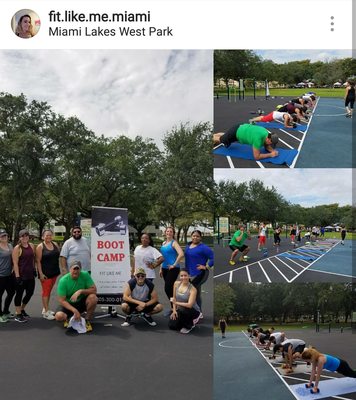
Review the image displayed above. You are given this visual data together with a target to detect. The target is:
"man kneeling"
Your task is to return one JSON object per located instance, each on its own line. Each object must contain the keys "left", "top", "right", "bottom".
{"left": 121, "top": 268, "right": 163, "bottom": 327}
{"left": 55, "top": 260, "right": 98, "bottom": 332}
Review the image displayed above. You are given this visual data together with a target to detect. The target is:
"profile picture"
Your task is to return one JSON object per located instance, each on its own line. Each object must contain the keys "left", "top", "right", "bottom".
{"left": 11, "top": 9, "right": 40, "bottom": 39}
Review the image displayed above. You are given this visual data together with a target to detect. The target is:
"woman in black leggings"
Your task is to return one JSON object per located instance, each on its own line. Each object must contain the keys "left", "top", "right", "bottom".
{"left": 0, "top": 229, "right": 15, "bottom": 322}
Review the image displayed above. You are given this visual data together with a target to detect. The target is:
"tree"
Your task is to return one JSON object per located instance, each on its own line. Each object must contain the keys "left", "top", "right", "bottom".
{"left": 214, "top": 284, "right": 236, "bottom": 321}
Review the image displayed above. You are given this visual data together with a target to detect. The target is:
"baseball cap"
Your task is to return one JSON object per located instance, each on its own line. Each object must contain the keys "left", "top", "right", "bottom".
{"left": 0, "top": 229, "right": 8, "bottom": 237}
{"left": 19, "top": 229, "right": 29, "bottom": 237}
{"left": 69, "top": 260, "right": 82, "bottom": 269}
{"left": 270, "top": 133, "right": 279, "bottom": 147}
{"left": 134, "top": 268, "right": 146, "bottom": 276}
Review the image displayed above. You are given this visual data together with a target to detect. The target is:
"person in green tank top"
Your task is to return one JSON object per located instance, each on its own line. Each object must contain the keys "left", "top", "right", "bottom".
{"left": 213, "top": 123, "right": 279, "bottom": 160}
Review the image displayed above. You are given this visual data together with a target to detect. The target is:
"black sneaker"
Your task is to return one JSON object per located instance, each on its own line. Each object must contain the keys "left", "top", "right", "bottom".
{"left": 121, "top": 316, "right": 131, "bottom": 327}
{"left": 140, "top": 313, "right": 157, "bottom": 326}
{"left": 21, "top": 310, "right": 30, "bottom": 318}
{"left": 15, "top": 314, "right": 28, "bottom": 323}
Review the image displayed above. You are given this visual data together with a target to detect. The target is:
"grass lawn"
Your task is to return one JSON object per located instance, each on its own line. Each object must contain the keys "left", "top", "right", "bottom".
{"left": 215, "top": 88, "right": 344, "bottom": 98}
{"left": 214, "top": 322, "right": 350, "bottom": 332}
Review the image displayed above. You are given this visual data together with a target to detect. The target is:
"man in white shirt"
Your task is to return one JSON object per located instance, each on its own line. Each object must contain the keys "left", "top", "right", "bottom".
{"left": 60, "top": 226, "right": 91, "bottom": 272}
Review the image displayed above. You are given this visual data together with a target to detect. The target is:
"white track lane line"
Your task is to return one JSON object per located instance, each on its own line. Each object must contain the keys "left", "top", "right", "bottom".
{"left": 246, "top": 266, "right": 252, "bottom": 283}
{"left": 266, "top": 258, "right": 290, "bottom": 282}
{"left": 289, "top": 96, "right": 320, "bottom": 168}
{"left": 258, "top": 261, "right": 272, "bottom": 283}
{"left": 277, "top": 136, "right": 294, "bottom": 149}
{"left": 279, "top": 129, "right": 302, "bottom": 141}
{"left": 227, "top": 156, "right": 234, "bottom": 168}
{"left": 276, "top": 257, "right": 304, "bottom": 273}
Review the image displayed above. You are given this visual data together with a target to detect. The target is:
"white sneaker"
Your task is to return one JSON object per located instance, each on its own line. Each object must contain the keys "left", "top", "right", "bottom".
{"left": 43, "top": 311, "right": 55, "bottom": 320}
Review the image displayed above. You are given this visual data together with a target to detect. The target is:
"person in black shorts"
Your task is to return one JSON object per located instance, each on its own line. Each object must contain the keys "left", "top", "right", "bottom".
{"left": 345, "top": 81, "right": 355, "bottom": 118}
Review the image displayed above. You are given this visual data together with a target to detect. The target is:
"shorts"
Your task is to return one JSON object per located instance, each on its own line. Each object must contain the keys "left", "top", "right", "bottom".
{"left": 229, "top": 244, "right": 248, "bottom": 252}
{"left": 220, "top": 124, "right": 240, "bottom": 147}
{"left": 123, "top": 301, "right": 159, "bottom": 315}
{"left": 60, "top": 297, "right": 88, "bottom": 318}
{"left": 260, "top": 112, "right": 274, "bottom": 122}
{"left": 40, "top": 275, "right": 58, "bottom": 297}
{"left": 345, "top": 98, "right": 355, "bottom": 108}
{"left": 258, "top": 236, "right": 266, "bottom": 245}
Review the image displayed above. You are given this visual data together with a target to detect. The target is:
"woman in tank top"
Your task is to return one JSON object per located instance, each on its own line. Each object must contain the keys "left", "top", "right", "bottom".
{"left": 35, "top": 229, "right": 61, "bottom": 320}
{"left": 0, "top": 229, "right": 15, "bottom": 322}
{"left": 301, "top": 347, "right": 356, "bottom": 394}
{"left": 12, "top": 229, "right": 36, "bottom": 323}
{"left": 168, "top": 269, "right": 201, "bottom": 334}
{"left": 159, "top": 227, "right": 184, "bottom": 312}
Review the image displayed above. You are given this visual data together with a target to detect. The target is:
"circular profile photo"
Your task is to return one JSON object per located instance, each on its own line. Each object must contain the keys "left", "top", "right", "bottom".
{"left": 11, "top": 9, "right": 41, "bottom": 39}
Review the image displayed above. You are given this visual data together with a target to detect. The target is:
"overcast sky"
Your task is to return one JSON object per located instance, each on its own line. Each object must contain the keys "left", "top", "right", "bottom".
{"left": 0, "top": 50, "right": 212, "bottom": 146}
{"left": 214, "top": 169, "right": 353, "bottom": 207}
{"left": 255, "top": 50, "right": 352, "bottom": 64}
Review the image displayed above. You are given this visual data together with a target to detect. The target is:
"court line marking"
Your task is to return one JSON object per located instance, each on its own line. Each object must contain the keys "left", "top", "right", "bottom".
{"left": 258, "top": 261, "right": 272, "bottom": 283}
{"left": 289, "top": 240, "right": 341, "bottom": 283}
{"left": 242, "top": 331, "right": 299, "bottom": 399}
{"left": 290, "top": 96, "right": 320, "bottom": 168}
{"left": 279, "top": 129, "right": 302, "bottom": 141}
{"left": 306, "top": 268, "right": 354, "bottom": 279}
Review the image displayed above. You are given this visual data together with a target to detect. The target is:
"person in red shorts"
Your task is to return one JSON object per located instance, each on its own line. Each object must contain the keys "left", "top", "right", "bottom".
{"left": 35, "top": 229, "right": 61, "bottom": 320}
{"left": 249, "top": 110, "right": 297, "bottom": 128}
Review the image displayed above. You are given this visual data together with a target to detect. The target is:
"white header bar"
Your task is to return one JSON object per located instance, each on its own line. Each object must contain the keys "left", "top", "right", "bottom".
{"left": 2, "top": 0, "right": 352, "bottom": 49}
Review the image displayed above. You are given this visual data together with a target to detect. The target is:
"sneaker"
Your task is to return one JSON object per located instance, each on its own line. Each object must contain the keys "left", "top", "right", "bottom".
{"left": 15, "top": 314, "right": 28, "bottom": 323}
{"left": 229, "top": 260, "right": 236, "bottom": 266}
{"left": 21, "top": 310, "right": 30, "bottom": 318}
{"left": 0, "top": 315, "right": 8, "bottom": 323}
{"left": 63, "top": 320, "right": 69, "bottom": 328}
{"left": 193, "top": 314, "right": 201, "bottom": 325}
{"left": 43, "top": 311, "right": 55, "bottom": 320}
{"left": 121, "top": 316, "right": 132, "bottom": 327}
{"left": 140, "top": 313, "right": 157, "bottom": 326}
{"left": 2, "top": 312, "right": 14, "bottom": 319}
{"left": 180, "top": 326, "right": 194, "bottom": 334}
{"left": 85, "top": 320, "right": 93, "bottom": 333}
{"left": 42, "top": 308, "right": 55, "bottom": 315}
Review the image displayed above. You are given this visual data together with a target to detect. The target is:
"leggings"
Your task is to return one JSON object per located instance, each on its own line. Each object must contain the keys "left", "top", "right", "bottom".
{"left": 337, "top": 359, "right": 356, "bottom": 378}
{"left": 0, "top": 275, "right": 16, "bottom": 314}
{"left": 162, "top": 267, "right": 180, "bottom": 301}
{"left": 191, "top": 269, "right": 209, "bottom": 310}
{"left": 168, "top": 307, "right": 200, "bottom": 330}
{"left": 274, "top": 234, "right": 280, "bottom": 244}
{"left": 14, "top": 279, "right": 35, "bottom": 307}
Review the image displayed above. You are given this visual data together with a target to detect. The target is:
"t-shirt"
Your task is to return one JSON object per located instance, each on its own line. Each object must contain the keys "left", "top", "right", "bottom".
{"left": 57, "top": 271, "right": 95, "bottom": 304}
{"left": 236, "top": 124, "right": 268, "bottom": 149}
{"left": 282, "top": 339, "right": 305, "bottom": 352}
{"left": 127, "top": 278, "right": 154, "bottom": 302}
{"left": 229, "top": 230, "right": 248, "bottom": 247}
{"left": 60, "top": 237, "right": 91, "bottom": 272}
{"left": 134, "top": 245, "right": 162, "bottom": 279}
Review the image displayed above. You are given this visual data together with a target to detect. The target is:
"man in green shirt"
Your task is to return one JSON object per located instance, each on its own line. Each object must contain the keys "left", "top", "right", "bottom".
{"left": 229, "top": 223, "right": 251, "bottom": 265}
{"left": 55, "top": 260, "right": 98, "bottom": 332}
{"left": 213, "top": 123, "right": 279, "bottom": 160}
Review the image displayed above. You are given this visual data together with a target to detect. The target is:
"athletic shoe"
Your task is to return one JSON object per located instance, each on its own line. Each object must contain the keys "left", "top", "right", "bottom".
{"left": 0, "top": 315, "right": 8, "bottom": 323}
{"left": 2, "top": 312, "right": 14, "bottom": 319}
{"left": 121, "top": 316, "right": 132, "bottom": 327}
{"left": 43, "top": 311, "right": 55, "bottom": 320}
{"left": 85, "top": 320, "right": 93, "bottom": 332}
{"left": 180, "top": 326, "right": 195, "bottom": 334}
{"left": 21, "top": 310, "right": 30, "bottom": 318}
{"left": 229, "top": 260, "right": 236, "bottom": 266}
{"left": 63, "top": 320, "right": 69, "bottom": 328}
{"left": 15, "top": 314, "right": 28, "bottom": 323}
{"left": 42, "top": 308, "right": 55, "bottom": 315}
{"left": 248, "top": 119, "right": 255, "bottom": 125}
{"left": 141, "top": 314, "right": 157, "bottom": 326}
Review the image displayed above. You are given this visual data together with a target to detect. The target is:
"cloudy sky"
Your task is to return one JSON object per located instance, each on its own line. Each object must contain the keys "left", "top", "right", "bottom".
{"left": 255, "top": 50, "right": 352, "bottom": 64}
{"left": 214, "top": 169, "right": 353, "bottom": 207}
{"left": 0, "top": 50, "right": 212, "bottom": 146}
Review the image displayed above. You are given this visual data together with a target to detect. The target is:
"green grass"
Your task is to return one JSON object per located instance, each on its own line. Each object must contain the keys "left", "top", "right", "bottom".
{"left": 214, "top": 322, "right": 350, "bottom": 332}
{"left": 215, "top": 88, "right": 344, "bottom": 98}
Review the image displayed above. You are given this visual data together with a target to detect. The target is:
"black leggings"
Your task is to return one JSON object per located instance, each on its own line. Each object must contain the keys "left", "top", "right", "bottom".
{"left": 345, "top": 98, "right": 355, "bottom": 108}
{"left": 14, "top": 279, "right": 35, "bottom": 307}
{"left": 274, "top": 234, "right": 280, "bottom": 244}
{"left": 162, "top": 267, "right": 180, "bottom": 301}
{"left": 0, "top": 275, "right": 16, "bottom": 314}
{"left": 168, "top": 307, "right": 200, "bottom": 330}
{"left": 191, "top": 269, "right": 209, "bottom": 310}
{"left": 337, "top": 359, "right": 356, "bottom": 378}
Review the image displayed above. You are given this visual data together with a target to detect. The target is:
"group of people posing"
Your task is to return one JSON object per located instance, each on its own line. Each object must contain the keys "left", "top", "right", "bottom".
{"left": 0, "top": 226, "right": 214, "bottom": 334}
{"left": 213, "top": 93, "right": 316, "bottom": 160}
